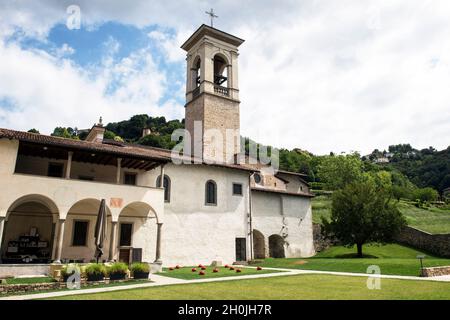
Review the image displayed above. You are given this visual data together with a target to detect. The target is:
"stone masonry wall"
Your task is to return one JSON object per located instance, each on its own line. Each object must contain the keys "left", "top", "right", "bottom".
{"left": 395, "top": 226, "right": 450, "bottom": 258}
{"left": 312, "top": 223, "right": 339, "bottom": 253}
{"left": 422, "top": 266, "right": 450, "bottom": 277}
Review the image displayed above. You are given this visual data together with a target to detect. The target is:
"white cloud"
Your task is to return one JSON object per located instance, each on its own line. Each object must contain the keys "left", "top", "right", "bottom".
{"left": 0, "top": 39, "right": 182, "bottom": 134}
{"left": 0, "top": 0, "right": 450, "bottom": 154}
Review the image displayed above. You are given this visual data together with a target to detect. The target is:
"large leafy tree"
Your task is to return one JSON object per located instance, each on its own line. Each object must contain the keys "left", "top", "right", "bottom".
{"left": 317, "top": 153, "right": 363, "bottom": 190}
{"left": 323, "top": 181, "right": 406, "bottom": 257}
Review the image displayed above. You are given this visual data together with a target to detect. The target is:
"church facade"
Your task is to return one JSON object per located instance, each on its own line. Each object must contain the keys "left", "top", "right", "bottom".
{"left": 0, "top": 25, "right": 314, "bottom": 270}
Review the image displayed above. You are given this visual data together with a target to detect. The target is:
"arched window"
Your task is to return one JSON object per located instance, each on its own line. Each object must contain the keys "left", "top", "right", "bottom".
{"left": 213, "top": 54, "right": 228, "bottom": 87}
{"left": 205, "top": 180, "right": 217, "bottom": 205}
{"left": 192, "top": 57, "right": 201, "bottom": 89}
{"left": 156, "top": 175, "right": 171, "bottom": 202}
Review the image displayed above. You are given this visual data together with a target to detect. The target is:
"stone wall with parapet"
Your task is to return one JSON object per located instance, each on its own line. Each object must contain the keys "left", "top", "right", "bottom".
{"left": 312, "top": 223, "right": 339, "bottom": 253}
{"left": 395, "top": 226, "right": 450, "bottom": 258}
{"left": 422, "top": 266, "right": 450, "bottom": 277}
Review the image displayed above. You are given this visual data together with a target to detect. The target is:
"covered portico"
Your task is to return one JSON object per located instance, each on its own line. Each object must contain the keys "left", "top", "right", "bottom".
{"left": 1, "top": 192, "right": 165, "bottom": 266}
{"left": 0, "top": 130, "right": 169, "bottom": 267}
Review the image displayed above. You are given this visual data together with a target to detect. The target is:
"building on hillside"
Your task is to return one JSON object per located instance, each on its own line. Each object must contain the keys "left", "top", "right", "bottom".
{"left": 0, "top": 25, "right": 314, "bottom": 273}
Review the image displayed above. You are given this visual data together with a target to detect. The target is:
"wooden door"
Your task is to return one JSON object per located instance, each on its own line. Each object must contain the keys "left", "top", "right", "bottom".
{"left": 235, "top": 238, "right": 247, "bottom": 261}
{"left": 119, "top": 249, "right": 130, "bottom": 264}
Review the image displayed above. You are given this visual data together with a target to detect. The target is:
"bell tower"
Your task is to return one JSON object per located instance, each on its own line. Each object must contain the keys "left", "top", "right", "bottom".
{"left": 181, "top": 24, "right": 245, "bottom": 163}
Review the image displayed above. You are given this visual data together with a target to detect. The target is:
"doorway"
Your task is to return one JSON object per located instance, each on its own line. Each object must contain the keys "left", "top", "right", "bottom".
{"left": 235, "top": 238, "right": 247, "bottom": 261}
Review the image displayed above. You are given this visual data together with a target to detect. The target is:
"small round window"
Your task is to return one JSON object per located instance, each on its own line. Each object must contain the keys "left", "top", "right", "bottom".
{"left": 254, "top": 173, "right": 262, "bottom": 184}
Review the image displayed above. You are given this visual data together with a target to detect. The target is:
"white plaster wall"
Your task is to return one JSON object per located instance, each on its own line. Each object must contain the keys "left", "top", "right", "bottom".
{"left": 147, "top": 163, "right": 250, "bottom": 266}
{"left": 278, "top": 173, "right": 310, "bottom": 194}
{"left": 251, "top": 191, "right": 315, "bottom": 258}
{"left": 118, "top": 215, "right": 158, "bottom": 263}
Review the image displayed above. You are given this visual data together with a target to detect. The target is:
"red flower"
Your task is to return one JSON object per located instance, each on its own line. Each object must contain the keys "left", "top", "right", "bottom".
{"left": 236, "top": 269, "right": 242, "bottom": 273}
{"left": 169, "top": 267, "right": 174, "bottom": 271}
{"left": 224, "top": 264, "right": 229, "bottom": 268}
{"left": 201, "top": 266, "right": 206, "bottom": 270}
{"left": 213, "top": 268, "right": 219, "bottom": 273}
{"left": 199, "top": 271, "right": 205, "bottom": 275}
{"left": 175, "top": 265, "right": 181, "bottom": 269}
{"left": 256, "top": 266, "right": 262, "bottom": 271}
{"left": 198, "top": 264, "right": 203, "bottom": 268}
{"left": 191, "top": 268, "right": 197, "bottom": 272}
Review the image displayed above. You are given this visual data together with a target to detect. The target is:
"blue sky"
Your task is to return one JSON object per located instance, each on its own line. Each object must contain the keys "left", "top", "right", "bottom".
{"left": 0, "top": 1, "right": 450, "bottom": 155}
{"left": 6, "top": 21, "right": 185, "bottom": 108}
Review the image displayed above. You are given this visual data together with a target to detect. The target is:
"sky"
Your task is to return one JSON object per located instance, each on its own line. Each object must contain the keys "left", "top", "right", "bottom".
{"left": 0, "top": 0, "right": 449, "bottom": 155}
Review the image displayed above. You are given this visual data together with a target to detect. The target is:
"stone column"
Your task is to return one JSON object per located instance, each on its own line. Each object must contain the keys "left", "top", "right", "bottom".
{"left": 116, "top": 158, "right": 122, "bottom": 184}
{"left": 108, "top": 221, "right": 118, "bottom": 262}
{"left": 154, "top": 222, "right": 163, "bottom": 263}
{"left": 54, "top": 219, "right": 66, "bottom": 264}
{"left": 65, "top": 151, "right": 73, "bottom": 179}
{"left": 0, "top": 217, "right": 5, "bottom": 263}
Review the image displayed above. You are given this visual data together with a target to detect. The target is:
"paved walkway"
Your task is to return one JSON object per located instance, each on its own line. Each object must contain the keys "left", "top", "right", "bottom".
{"left": 1, "top": 267, "right": 449, "bottom": 300}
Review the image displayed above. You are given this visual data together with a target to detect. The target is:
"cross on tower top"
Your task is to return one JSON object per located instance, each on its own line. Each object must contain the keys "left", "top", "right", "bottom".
{"left": 205, "top": 8, "right": 218, "bottom": 27}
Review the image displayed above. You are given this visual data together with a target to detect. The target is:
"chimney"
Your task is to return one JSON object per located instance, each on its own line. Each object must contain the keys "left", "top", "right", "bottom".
{"left": 86, "top": 117, "right": 105, "bottom": 143}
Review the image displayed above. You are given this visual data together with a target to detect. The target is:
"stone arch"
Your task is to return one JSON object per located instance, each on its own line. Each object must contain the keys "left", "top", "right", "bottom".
{"left": 253, "top": 229, "right": 266, "bottom": 259}
{"left": 1, "top": 194, "right": 59, "bottom": 263}
{"left": 62, "top": 198, "right": 113, "bottom": 263}
{"left": 269, "top": 234, "right": 285, "bottom": 258}
{"left": 120, "top": 201, "right": 158, "bottom": 222}
{"left": 67, "top": 198, "right": 112, "bottom": 218}
{"left": 5, "top": 194, "right": 59, "bottom": 221}
{"left": 118, "top": 201, "right": 159, "bottom": 263}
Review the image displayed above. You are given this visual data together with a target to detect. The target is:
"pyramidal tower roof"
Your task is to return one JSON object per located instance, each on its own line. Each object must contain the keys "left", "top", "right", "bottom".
{"left": 181, "top": 24, "right": 245, "bottom": 51}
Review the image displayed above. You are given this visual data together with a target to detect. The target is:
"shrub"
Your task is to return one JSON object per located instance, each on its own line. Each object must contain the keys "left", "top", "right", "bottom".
{"left": 414, "top": 187, "right": 439, "bottom": 203}
{"left": 131, "top": 262, "right": 150, "bottom": 274}
{"left": 107, "top": 262, "right": 129, "bottom": 275}
{"left": 61, "top": 264, "right": 80, "bottom": 277}
{"left": 85, "top": 263, "right": 107, "bottom": 277}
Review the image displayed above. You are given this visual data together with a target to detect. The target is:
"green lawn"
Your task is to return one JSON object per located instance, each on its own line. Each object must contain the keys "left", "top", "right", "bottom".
{"left": 397, "top": 201, "right": 450, "bottom": 234}
{"left": 311, "top": 195, "right": 332, "bottom": 224}
{"left": 4, "top": 277, "right": 56, "bottom": 285}
{"left": 258, "top": 244, "right": 450, "bottom": 276}
{"left": 312, "top": 196, "right": 450, "bottom": 234}
{"left": 158, "top": 266, "right": 280, "bottom": 280}
{"left": 48, "top": 274, "right": 450, "bottom": 300}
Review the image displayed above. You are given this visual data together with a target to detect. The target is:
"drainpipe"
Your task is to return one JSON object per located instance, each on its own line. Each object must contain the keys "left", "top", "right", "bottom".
{"left": 248, "top": 174, "right": 254, "bottom": 261}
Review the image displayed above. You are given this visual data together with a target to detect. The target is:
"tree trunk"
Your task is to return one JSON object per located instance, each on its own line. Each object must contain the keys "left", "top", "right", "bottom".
{"left": 356, "top": 243, "right": 363, "bottom": 258}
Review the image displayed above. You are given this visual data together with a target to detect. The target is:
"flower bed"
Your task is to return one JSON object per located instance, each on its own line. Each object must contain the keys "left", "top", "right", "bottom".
{"left": 0, "top": 278, "right": 145, "bottom": 295}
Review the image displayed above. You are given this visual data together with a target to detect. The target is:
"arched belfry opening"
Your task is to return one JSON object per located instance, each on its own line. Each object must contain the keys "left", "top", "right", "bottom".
{"left": 192, "top": 56, "right": 201, "bottom": 89}
{"left": 213, "top": 54, "right": 228, "bottom": 87}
